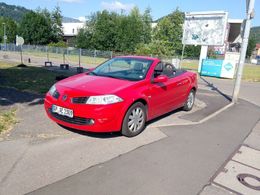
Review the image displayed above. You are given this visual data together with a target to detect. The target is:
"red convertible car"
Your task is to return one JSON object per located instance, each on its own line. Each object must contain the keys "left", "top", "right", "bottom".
{"left": 44, "top": 56, "right": 197, "bottom": 137}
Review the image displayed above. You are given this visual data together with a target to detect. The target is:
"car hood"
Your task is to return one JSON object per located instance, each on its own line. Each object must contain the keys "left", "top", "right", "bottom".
{"left": 57, "top": 74, "right": 135, "bottom": 95}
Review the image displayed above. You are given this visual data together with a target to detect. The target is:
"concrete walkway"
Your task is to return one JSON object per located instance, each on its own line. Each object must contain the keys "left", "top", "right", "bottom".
{"left": 201, "top": 121, "right": 260, "bottom": 195}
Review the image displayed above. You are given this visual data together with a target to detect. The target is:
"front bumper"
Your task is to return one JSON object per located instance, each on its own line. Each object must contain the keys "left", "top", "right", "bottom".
{"left": 44, "top": 94, "right": 126, "bottom": 133}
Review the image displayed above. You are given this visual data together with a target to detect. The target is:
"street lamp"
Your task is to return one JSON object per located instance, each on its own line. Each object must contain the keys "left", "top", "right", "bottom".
{"left": 2, "top": 22, "right": 6, "bottom": 51}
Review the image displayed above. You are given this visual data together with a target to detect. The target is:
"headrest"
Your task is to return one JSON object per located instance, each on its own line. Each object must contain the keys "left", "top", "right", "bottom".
{"left": 133, "top": 63, "right": 143, "bottom": 71}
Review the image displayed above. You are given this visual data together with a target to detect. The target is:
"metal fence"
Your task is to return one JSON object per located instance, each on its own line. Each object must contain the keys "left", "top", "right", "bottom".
{"left": 0, "top": 43, "right": 114, "bottom": 69}
{"left": 0, "top": 43, "right": 195, "bottom": 70}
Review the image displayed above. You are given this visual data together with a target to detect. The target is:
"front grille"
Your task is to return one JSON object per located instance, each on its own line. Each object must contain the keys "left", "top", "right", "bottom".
{"left": 72, "top": 97, "right": 89, "bottom": 104}
{"left": 52, "top": 90, "right": 60, "bottom": 99}
{"left": 49, "top": 109, "right": 93, "bottom": 125}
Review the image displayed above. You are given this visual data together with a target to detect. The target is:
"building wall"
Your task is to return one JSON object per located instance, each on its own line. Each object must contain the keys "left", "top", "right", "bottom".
{"left": 62, "top": 22, "right": 85, "bottom": 37}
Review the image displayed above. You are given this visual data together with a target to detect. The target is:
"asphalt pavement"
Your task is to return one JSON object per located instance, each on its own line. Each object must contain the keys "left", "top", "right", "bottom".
{"left": 28, "top": 100, "right": 260, "bottom": 195}
{"left": 0, "top": 85, "right": 228, "bottom": 195}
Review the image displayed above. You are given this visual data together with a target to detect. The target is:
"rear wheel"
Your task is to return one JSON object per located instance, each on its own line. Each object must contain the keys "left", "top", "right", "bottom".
{"left": 122, "top": 102, "right": 146, "bottom": 137}
{"left": 183, "top": 89, "right": 195, "bottom": 111}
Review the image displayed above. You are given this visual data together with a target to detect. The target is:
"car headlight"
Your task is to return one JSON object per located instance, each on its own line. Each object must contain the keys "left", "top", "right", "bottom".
{"left": 49, "top": 85, "right": 56, "bottom": 96}
{"left": 86, "top": 95, "right": 123, "bottom": 105}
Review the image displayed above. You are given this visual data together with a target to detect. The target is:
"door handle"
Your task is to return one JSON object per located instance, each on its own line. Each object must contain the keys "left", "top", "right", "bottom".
{"left": 177, "top": 82, "right": 182, "bottom": 86}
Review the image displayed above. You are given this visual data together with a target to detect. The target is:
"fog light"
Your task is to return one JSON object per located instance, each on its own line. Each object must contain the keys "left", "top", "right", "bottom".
{"left": 89, "top": 119, "right": 95, "bottom": 125}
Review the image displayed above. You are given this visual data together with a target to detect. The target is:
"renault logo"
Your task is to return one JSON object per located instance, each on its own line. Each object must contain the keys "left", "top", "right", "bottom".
{"left": 62, "top": 95, "right": 68, "bottom": 101}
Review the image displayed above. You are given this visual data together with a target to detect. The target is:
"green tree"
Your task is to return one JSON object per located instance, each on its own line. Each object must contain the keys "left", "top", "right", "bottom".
{"left": 75, "top": 14, "right": 97, "bottom": 49}
{"left": 92, "top": 10, "right": 119, "bottom": 50}
{"left": 0, "top": 17, "right": 18, "bottom": 43}
{"left": 76, "top": 8, "right": 150, "bottom": 53}
{"left": 184, "top": 45, "right": 201, "bottom": 58}
{"left": 19, "top": 11, "right": 53, "bottom": 45}
{"left": 141, "top": 8, "right": 152, "bottom": 44}
{"left": 152, "top": 8, "right": 184, "bottom": 56}
{"left": 51, "top": 6, "right": 63, "bottom": 42}
{"left": 116, "top": 7, "right": 144, "bottom": 52}
{"left": 246, "top": 37, "right": 256, "bottom": 58}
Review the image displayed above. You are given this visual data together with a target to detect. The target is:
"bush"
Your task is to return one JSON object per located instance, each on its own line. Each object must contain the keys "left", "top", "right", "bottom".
{"left": 48, "top": 41, "right": 67, "bottom": 48}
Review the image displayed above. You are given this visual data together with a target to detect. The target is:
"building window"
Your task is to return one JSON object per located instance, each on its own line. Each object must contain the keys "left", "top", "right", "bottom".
{"left": 72, "top": 28, "right": 75, "bottom": 34}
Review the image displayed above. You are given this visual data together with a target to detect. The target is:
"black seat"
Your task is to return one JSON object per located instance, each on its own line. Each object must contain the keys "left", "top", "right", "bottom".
{"left": 133, "top": 63, "right": 143, "bottom": 72}
{"left": 134, "top": 62, "right": 144, "bottom": 72}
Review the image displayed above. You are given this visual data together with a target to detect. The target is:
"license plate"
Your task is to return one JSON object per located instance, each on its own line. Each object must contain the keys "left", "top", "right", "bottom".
{"left": 52, "top": 105, "right": 73, "bottom": 118}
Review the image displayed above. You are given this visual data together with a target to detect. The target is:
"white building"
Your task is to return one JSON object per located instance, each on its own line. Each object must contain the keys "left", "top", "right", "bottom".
{"left": 62, "top": 22, "right": 85, "bottom": 44}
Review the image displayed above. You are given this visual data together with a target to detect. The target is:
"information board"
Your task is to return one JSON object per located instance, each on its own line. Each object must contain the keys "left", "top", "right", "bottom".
{"left": 182, "top": 11, "right": 228, "bottom": 46}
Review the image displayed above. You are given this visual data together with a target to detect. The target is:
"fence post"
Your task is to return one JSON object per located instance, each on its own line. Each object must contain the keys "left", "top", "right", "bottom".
{"left": 94, "top": 49, "right": 97, "bottom": 64}
{"left": 46, "top": 46, "right": 50, "bottom": 62}
{"left": 79, "top": 48, "right": 81, "bottom": 67}
{"left": 110, "top": 51, "right": 113, "bottom": 58}
{"left": 20, "top": 45, "right": 23, "bottom": 64}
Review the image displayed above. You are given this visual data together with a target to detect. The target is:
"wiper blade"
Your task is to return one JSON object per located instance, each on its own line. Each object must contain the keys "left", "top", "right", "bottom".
{"left": 89, "top": 72, "right": 98, "bottom": 76}
{"left": 100, "top": 75, "right": 128, "bottom": 80}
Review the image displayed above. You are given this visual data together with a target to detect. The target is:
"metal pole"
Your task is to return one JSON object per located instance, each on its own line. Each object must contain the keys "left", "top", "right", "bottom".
{"left": 232, "top": 0, "right": 255, "bottom": 103}
{"left": 79, "top": 48, "right": 81, "bottom": 67}
{"left": 3, "top": 23, "right": 6, "bottom": 51}
{"left": 20, "top": 45, "right": 23, "bottom": 64}
{"left": 180, "top": 44, "right": 186, "bottom": 69}
{"left": 46, "top": 46, "right": 49, "bottom": 61}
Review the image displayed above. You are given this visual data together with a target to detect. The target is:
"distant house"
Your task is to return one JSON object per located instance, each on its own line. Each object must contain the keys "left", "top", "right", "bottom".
{"left": 256, "top": 44, "right": 260, "bottom": 58}
{"left": 62, "top": 22, "right": 85, "bottom": 44}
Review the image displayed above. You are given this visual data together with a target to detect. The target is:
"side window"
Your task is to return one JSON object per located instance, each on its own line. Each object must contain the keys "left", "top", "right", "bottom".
{"left": 163, "top": 64, "right": 176, "bottom": 78}
{"left": 153, "top": 62, "right": 164, "bottom": 78}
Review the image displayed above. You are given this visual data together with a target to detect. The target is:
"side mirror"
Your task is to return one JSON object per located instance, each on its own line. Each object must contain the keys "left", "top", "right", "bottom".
{"left": 153, "top": 75, "right": 168, "bottom": 83}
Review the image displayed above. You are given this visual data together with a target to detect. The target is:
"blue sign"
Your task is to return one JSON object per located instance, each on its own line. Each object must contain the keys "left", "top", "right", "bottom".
{"left": 200, "top": 59, "right": 236, "bottom": 79}
{"left": 200, "top": 59, "right": 223, "bottom": 77}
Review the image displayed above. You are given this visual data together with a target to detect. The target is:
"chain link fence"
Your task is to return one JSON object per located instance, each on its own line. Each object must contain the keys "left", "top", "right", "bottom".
{"left": 0, "top": 44, "right": 113, "bottom": 69}
{"left": 0, "top": 43, "right": 199, "bottom": 72}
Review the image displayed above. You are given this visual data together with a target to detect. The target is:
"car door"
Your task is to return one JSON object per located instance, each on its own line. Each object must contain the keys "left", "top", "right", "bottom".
{"left": 172, "top": 70, "right": 190, "bottom": 104}
{"left": 147, "top": 63, "right": 182, "bottom": 119}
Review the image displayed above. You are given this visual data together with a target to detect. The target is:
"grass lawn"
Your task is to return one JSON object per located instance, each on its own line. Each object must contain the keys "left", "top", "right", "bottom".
{"left": 22, "top": 51, "right": 108, "bottom": 66}
{"left": 243, "top": 65, "right": 260, "bottom": 82}
{"left": 0, "top": 109, "right": 17, "bottom": 134}
{"left": 0, "top": 61, "right": 73, "bottom": 94}
{"left": 181, "top": 60, "right": 260, "bottom": 82}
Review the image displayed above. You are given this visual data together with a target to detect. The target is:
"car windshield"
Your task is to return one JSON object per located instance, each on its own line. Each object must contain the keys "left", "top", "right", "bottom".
{"left": 91, "top": 57, "right": 154, "bottom": 81}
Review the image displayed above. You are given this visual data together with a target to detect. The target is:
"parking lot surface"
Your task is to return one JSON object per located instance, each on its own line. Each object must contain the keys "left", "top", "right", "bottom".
{"left": 0, "top": 86, "right": 229, "bottom": 195}
{"left": 28, "top": 100, "right": 260, "bottom": 195}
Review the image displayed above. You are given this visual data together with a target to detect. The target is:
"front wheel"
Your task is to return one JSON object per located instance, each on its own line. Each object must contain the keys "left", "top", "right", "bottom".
{"left": 121, "top": 102, "right": 146, "bottom": 137}
{"left": 183, "top": 89, "right": 195, "bottom": 111}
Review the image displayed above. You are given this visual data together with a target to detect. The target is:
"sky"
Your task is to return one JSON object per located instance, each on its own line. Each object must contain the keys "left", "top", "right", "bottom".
{"left": 1, "top": 0, "right": 260, "bottom": 26}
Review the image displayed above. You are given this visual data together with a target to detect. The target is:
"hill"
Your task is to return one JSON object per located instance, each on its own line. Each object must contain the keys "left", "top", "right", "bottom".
{"left": 0, "top": 2, "right": 30, "bottom": 22}
{"left": 250, "top": 26, "right": 260, "bottom": 43}
{"left": 0, "top": 2, "right": 80, "bottom": 23}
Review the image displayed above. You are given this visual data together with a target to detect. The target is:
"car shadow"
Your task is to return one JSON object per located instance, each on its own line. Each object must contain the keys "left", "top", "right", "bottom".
{"left": 146, "top": 108, "right": 182, "bottom": 125}
{"left": 0, "top": 64, "right": 79, "bottom": 107}
{"left": 58, "top": 124, "right": 122, "bottom": 139}
{"left": 0, "top": 87, "right": 44, "bottom": 107}
{"left": 200, "top": 76, "right": 232, "bottom": 101}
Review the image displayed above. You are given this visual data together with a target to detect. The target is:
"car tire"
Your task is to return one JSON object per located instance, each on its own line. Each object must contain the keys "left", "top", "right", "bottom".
{"left": 183, "top": 89, "right": 195, "bottom": 111}
{"left": 122, "top": 102, "right": 147, "bottom": 137}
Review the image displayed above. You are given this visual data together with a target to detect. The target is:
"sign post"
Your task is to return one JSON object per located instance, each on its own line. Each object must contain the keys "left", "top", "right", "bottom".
{"left": 232, "top": 0, "right": 255, "bottom": 103}
{"left": 16, "top": 35, "right": 24, "bottom": 64}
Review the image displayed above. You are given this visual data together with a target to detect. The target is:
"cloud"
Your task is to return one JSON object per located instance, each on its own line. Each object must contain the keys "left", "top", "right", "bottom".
{"left": 77, "top": 16, "right": 87, "bottom": 22}
{"left": 101, "top": 1, "right": 135, "bottom": 12}
{"left": 59, "top": 0, "right": 82, "bottom": 3}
